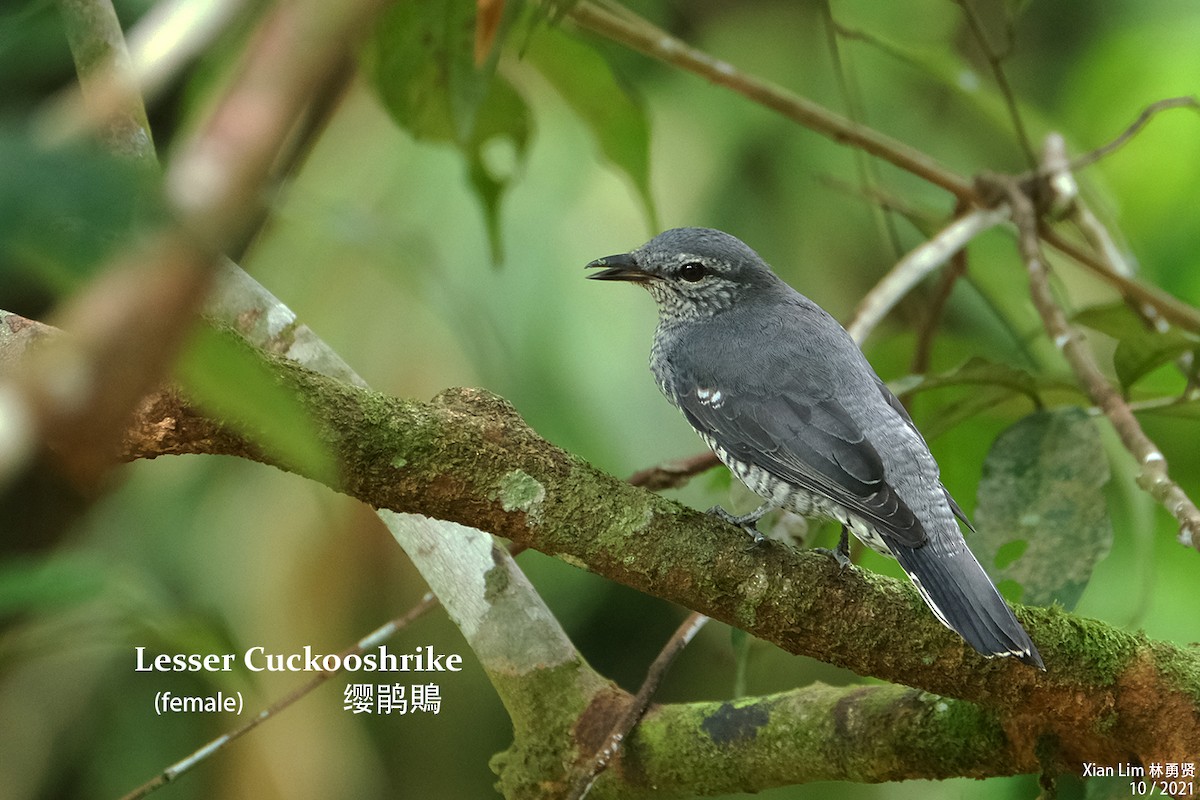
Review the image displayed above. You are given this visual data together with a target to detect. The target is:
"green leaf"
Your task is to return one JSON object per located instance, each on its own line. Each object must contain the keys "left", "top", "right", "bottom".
{"left": 524, "top": 25, "right": 658, "bottom": 229}
{"left": 972, "top": 407, "right": 1112, "bottom": 610}
{"left": 1113, "top": 334, "right": 1196, "bottom": 390}
{"left": 890, "top": 356, "right": 1076, "bottom": 403}
{"left": 1074, "top": 302, "right": 1200, "bottom": 390}
{"left": 915, "top": 384, "right": 1015, "bottom": 441}
{"left": 175, "top": 325, "right": 333, "bottom": 482}
{"left": 1072, "top": 301, "right": 1140, "bottom": 339}
{"left": 364, "top": 1, "right": 529, "bottom": 261}
{"left": 465, "top": 76, "right": 531, "bottom": 261}
{"left": 889, "top": 357, "right": 1084, "bottom": 439}
{"left": 1138, "top": 399, "right": 1200, "bottom": 419}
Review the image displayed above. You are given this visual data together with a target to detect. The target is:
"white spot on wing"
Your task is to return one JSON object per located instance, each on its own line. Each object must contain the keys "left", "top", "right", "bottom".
{"left": 696, "top": 386, "right": 725, "bottom": 408}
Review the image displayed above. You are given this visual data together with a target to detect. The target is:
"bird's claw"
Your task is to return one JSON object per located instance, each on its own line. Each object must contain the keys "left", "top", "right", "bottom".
{"left": 706, "top": 505, "right": 769, "bottom": 550}
{"left": 815, "top": 545, "right": 853, "bottom": 571}
{"left": 818, "top": 525, "right": 853, "bottom": 571}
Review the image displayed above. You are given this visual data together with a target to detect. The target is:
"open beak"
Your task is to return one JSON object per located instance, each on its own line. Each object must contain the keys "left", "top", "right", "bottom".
{"left": 585, "top": 252, "right": 650, "bottom": 283}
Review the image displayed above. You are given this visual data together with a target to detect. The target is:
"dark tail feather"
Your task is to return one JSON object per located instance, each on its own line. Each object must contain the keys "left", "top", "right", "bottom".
{"left": 892, "top": 542, "right": 1044, "bottom": 670}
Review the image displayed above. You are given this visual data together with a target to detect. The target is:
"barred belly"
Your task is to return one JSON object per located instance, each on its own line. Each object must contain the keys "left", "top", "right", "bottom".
{"left": 699, "top": 432, "right": 894, "bottom": 557}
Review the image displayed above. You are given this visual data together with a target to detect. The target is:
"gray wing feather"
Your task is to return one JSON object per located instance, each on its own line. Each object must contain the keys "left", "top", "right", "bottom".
{"left": 675, "top": 380, "right": 927, "bottom": 548}
{"left": 875, "top": 376, "right": 976, "bottom": 533}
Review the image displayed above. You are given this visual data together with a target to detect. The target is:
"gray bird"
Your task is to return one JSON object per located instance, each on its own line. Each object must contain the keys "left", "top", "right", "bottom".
{"left": 587, "top": 227, "right": 1043, "bottom": 669}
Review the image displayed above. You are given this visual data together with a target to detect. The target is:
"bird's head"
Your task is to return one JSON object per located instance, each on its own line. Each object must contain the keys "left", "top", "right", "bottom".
{"left": 586, "top": 227, "right": 783, "bottom": 320}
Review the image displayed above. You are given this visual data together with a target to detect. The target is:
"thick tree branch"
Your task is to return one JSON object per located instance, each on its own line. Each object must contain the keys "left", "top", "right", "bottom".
{"left": 595, "top": 683, "right": 1027, "bottom": 797}
{"left": 5, "top": 311, "right": 1198, "bottom": 788}
{"left": 110, "top": 348, "right": 1200, "bottom": 762}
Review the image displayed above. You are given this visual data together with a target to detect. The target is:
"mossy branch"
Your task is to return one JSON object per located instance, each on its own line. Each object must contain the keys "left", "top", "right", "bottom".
{"left": 4, "top": 309, "right": 1198, "bottom": 793}
{"left": 112, "top": 342, "right": 1200, "bottom": 772}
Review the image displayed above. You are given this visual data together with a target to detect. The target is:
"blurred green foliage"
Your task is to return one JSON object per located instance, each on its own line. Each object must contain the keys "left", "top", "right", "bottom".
{"left": 174, "top": 325, "right": 336, "bottom": 483}
{"left": 2, "top": 1, "right": 1199, "bottom": 799}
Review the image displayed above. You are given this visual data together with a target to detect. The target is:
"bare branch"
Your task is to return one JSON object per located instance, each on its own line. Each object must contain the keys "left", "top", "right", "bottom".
{"left": 1068, "top": 95, "right": 1200, "bottom": 173}
{"left": 989, "top": 169, "right": 1200, "bottom": 551}
{"left": 566, "top": 1, "right": 977, "bottom": 203}
{"left": 568, "top": 612, "right": 710, "bottom": 800}
{"left": 952, "top": 0, "right": 1037, "bottom": 168}
{"left": 846, "top": 207, "right": 1010, "bottom": 344}
{"left": 911, "top": 235, "right": 970, "bottom": 376}
{"left": 626, "top": 451, "right": 720, "bottom": 490}
{"left": 1042, "top": 227, "right": 1200, "bottom": 332}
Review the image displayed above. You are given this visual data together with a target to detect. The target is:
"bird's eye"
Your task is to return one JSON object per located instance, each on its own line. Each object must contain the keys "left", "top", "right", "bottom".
{"left": 679, "top": 262, "right": 707, "bottom": 282}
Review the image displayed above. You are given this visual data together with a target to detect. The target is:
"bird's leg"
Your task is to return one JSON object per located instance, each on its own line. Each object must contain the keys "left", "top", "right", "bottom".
{"left": 816, "top": 524, "right": 853, "bottom": 570}
{"left": 707, "top": 502, "right": 772, "bottom": 547}
{"left": 834, "top": 524, "right": 852, "bottom": 569}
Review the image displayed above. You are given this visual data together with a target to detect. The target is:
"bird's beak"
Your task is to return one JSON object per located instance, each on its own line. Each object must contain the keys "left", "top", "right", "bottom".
{"left": 585, "top": 252, "right": 650, "bottom": 283}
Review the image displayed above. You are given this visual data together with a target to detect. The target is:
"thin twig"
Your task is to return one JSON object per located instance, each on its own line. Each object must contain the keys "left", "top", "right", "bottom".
{"left": 567, "top": 1, "right": 977, "bottom": 203}
{"left": 953, "top": 0, "right": 1037, "bottom": 168}
{"left": 626, "top": 451, "right": 720, "bottom": 490}
{"left": 994, "top": 170, "right": 1200, "bottom": 551}
{"left": 1042, "top": 227, "right": 1200, "bottom": 332}
{"left": 1032, "top": 96, "right": 1200, "bottom": 335}
{"left": 817, "top": 174, "right": 944, "bottom": 233}
{"left": 846, "top": 206, "right": 1010, "bottom": 344}
{"left": 911, "top": 236, "right": 970, "bottom": 376}
{"left": 1040, "top": 133, "right": 1191, "bottom": 391}
{"left": 56, "top": 0, "right": 156, "bottom": 165}
{"left": 820, "top": 0, "right": 903, "bottom": 259}
{"left": 566, "top": 612, "right": 710, "bottom": 800}
{"left": 119, "top": 593, "right": 441, "bottom": 800}
{"left": 1066, "top": 96, "right": 1200, "bottom": 173}
{"left": 1037, "top": 133, "right": 1137, "bottom": 280}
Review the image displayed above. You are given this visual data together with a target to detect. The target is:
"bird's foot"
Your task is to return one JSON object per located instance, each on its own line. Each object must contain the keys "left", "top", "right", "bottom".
{"left": 815, "top": 525, "right": 853, "bottom": 570}
{"left": 707, "top": 504, "right": 770, "bottom": 549}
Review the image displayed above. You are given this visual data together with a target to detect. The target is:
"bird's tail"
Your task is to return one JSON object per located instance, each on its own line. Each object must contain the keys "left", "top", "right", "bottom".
{"left": 891, "top": 542, "right": 1044, "bottom": 669}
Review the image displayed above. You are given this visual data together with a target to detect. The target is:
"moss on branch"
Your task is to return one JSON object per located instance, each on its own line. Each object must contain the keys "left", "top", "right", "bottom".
{"left": 114, "top": 349, "right": 1200, "bottom": 772}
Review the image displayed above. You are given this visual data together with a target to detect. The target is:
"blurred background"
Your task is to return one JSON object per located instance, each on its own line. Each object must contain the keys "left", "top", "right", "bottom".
{"left": 2, "top": 0, "right": 1199, "bottom": 797}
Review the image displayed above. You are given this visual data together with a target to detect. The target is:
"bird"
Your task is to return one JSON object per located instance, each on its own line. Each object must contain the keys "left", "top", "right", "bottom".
{"left": 587, "top": 227, "right": 1043, "bottom": 669}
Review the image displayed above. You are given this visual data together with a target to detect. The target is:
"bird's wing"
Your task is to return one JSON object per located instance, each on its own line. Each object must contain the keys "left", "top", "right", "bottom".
{"left": 675, "top": 379, "right": 927, "bottom": 548}
{"left": 874, "top": 375, "right": 975, "bottom": 533}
